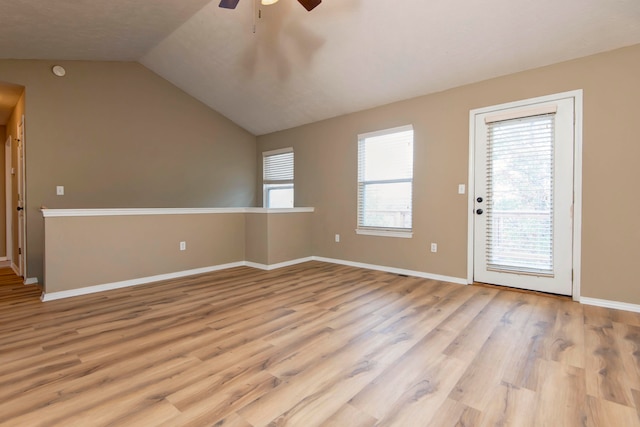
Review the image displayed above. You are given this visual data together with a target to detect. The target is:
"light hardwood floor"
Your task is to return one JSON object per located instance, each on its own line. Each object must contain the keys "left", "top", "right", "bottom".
{"left": 1, "top": 262, "right": 640, "bottom": 426}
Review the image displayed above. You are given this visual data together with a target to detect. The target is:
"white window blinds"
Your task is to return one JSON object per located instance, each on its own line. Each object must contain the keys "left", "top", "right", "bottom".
{"left": 486, "top": 113, "right": 555, "bottom": 275}
{"left": 263, "top": 148, "right": 294, "bottom": 184}
{"left": 357, "top": 125, "right": 414, "bottom": 232}
{"left": 263, "top": 148, "right": 294, "bottom": 208}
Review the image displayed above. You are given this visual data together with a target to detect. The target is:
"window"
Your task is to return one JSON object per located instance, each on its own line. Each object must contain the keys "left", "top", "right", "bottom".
{"left": 357, "top": 125, "right": 414, "bottom": 237}
{"left": 263, "top": 148, "right": 294, "bottom": 208}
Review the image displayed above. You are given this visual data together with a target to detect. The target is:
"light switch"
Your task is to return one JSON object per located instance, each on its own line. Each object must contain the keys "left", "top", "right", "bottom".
{"left": 56, "top": 186, "right": 64, "bottom": 196}
{"left": 458, "top": 184, "right": 466, "bottom": 194}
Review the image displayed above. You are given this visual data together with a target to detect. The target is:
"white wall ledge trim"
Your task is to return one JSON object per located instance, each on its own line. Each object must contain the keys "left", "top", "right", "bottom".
{"left": 41, "top": 207, "right": 314, "bottom": 218}
{"left": 244, "top": 208, "right": 314, "bottom": 214}
{"left": 355, "top": 229, "right": 413, "bottom": 239}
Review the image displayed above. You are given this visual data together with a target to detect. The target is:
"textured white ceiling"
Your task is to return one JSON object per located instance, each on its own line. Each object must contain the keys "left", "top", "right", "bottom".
{"left": 141, "top": 0, "right": 640, "bottom": 135}
{"left": 0, "top": 0, "right": 210, "bottom": 60}
{"left": 1, "top": 0, "right": 640, "bottom": 134}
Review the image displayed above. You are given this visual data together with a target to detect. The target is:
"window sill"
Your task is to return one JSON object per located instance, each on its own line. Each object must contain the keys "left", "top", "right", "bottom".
{"left": 355, "top": 229, "right": 413, "bottom": 239}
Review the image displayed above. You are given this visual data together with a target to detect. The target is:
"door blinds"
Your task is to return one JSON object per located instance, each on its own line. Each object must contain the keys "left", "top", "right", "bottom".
{"left": 486, "top": 113, "right": 555, "bottom": 275}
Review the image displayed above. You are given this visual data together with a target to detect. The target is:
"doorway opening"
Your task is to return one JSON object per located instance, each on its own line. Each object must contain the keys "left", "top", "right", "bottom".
{"left": 0, "top": 81, "right": 27, "bottom": 281}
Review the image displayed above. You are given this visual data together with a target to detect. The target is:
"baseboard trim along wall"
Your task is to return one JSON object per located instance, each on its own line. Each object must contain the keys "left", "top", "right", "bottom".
{"left": 8, "top": 263, "right": 38, "bottom": 285}
{"left": 245, "top": 257, "right": 314, "bottom": 271}
{"left": 41, "top": 262, "right": 246, "bottom": 302}
{"left": 580, "top": 297, "right": 640, "bottom": 314}
{"left": 312, "top": 256, "right": 468, "bottom": 285}
{"left": 38, "top": 256, "right": 640, "bottom": 311}
{"left": 38, "top": 256, "right": 640, "bottom": 313}
{"left": 40, "top": 257, "right": 467, "bottom": 301}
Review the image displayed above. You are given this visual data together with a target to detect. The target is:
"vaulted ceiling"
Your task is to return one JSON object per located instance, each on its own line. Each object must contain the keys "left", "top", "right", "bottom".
{"left": 1, "top": 0, "right": 639, "bottom": 134}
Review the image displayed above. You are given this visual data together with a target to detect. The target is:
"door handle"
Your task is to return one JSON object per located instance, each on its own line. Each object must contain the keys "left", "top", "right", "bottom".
{"left": 476, "top": 209, "right": 483, "bottom": 215}
{"left": 16, "top": 206, "right": 23, "bottom": 211}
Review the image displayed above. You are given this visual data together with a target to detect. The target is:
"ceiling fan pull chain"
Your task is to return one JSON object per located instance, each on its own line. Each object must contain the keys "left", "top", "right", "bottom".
{"left": 253, "top": 0, "right": 258, "bottom": 34}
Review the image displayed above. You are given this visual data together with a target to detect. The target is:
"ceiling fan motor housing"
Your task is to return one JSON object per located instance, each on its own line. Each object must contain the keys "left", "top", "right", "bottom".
{"left": 219, "top": 0, "right": 240, "bottom": 9}
{"left": 218, "top": 0, "right": 321, "bottom": 11}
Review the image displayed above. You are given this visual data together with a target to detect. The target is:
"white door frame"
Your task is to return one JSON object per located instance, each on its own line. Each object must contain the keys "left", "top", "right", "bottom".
{"left": 467, "top": 90, "right": 583, "bottom": 300}
{"left": 5, "top": 135, "right": 12, "bottom": 263}
{"left": 17, "top": 115, "right": 26, "bottom": 279}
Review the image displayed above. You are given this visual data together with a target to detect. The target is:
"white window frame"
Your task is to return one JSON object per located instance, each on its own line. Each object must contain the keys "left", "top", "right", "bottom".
{"left": 263, "top": 147, "right": 294, "bottom": 208}
{"left": 356, "top": 125, "right": 414, "bottom": 238}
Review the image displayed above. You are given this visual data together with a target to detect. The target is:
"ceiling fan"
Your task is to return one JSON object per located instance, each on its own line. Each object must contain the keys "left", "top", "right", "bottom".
{"left": 219, "top": 0, "right": 322, "bottom": 12}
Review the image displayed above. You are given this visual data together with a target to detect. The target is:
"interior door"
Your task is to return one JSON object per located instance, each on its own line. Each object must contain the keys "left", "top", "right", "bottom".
{"left": 473, "top": 97, "right": 574, "bottom": 295}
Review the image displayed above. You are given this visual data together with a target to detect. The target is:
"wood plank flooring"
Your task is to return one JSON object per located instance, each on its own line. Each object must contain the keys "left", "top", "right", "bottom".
{"left": 1, "top": 262, "right": 640, "bottom": 426}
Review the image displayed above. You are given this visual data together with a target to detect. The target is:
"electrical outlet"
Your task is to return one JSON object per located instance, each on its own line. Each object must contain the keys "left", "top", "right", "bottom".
{"left": 56, "top": 186, "right": 64, "bottom": 196}
{"left": 430, "top": 243, "right": 438, "bottom": 253}
{"left": 335, "top": 234, "right": 340, "bottom": 243}
{"left": 179, "top": 241, "right": 186, "bottom": 251}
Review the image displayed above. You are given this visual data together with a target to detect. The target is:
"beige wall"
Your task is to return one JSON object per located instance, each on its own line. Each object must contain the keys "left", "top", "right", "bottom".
{"left": 257, "top": 44, "right": 640, "bottom": 304}
{"left": 0, "top": 61, "right": 257, "bottom": 282}
{"left": 44, "top": 213, "right": 246, "bottom": 293}
{"left": 43, "top": 210, "right": 313, "bottom": 295}
{"left": 267, "top": 212, "right": 312, "bottom": 265}
{"left": 4, "top": 46, "right": 639, "bottom": 304}
{"left": 245, "top": 213, "right": 268, "bottom": 265}
{"left": 245, "top": 212, "right": 313, "bottom": 265}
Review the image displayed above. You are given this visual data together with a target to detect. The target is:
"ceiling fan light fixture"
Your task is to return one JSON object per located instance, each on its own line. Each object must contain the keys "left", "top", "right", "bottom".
{"left": 261, "top": 0, "right": 279, "bottom": 5}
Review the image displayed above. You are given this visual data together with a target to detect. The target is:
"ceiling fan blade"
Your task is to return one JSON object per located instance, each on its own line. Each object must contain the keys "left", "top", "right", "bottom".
{"left": 298, "top": 0, "right": 321, "bottom": 11}
{"left": 219, "top": 0, "right": 240, "bottom": 9}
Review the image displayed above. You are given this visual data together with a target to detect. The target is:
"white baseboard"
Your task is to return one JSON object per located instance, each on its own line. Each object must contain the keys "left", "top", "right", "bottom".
{"left": 580, "top": 297, "right": 640, "bottom": 313}
{"left": 35, "top": 250, "right": 640, "bottom": 312}
{"left": 40, "top": 256, "right": 467, "bottom": 302}
{"left": 0, "top": 256, "right": 7, "bottom": 261}
{"left": 245, "top": 257, "right": 314, "bottom": 271}
{"left": 11, "top": 263, "right": 18, "bottom": 276}
{"left": 312, "top": 256, "right": 468, "bottom": 285}
{"left": 41, "top": 262, "right": 245, "bottom": 302}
